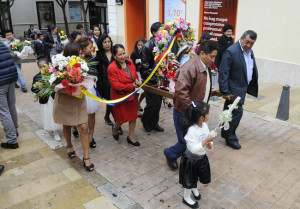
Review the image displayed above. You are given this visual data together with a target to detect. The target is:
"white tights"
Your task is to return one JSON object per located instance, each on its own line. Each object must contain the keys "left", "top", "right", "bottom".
{"left": 183, "top": 188, "right": 200, "bottom": 205}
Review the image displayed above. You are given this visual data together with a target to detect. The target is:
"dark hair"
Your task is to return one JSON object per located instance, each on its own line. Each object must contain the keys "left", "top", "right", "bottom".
{"left": 198, "top": 32, "right": 212, "bottom": 44}
{"left": 37, "top": 58, "right": 49, "bottom": 66}
{"left": 77, "top": 37, "right": 93, "bottom": 50}
{"left": 151, "top": 22, "right": 162, "bottom": 35}
{"left": 132, "top": 38, "right": 146, "bottom": 54}
{"left": 197, "top": 40, "right": 217, "bottom": 55}
{"left": 223, "top": 24, "right": 234, "bottom": 33}
{"left": 98, "top": 33, "right": 113, "bottom": 53}
{"left": 182, "top": 101, "right": 210, "bottom": 136}
{"left": 48, "top": 24, "right": 56, "bottom": 33}
{"left": 242, "top": 30, "right": 257, "bottom": 40}
{"left": 63, "top": 42, "right": 81, "bottom": 57}
{"left": 37, "top": 33, "right": 43, "bottom": 38}
{"left": 30, "top": 24, "right": 34, "bottom": 27}
{"left": 5, "top": 30, "right": 13, "bottom": 35}
{"left": 76, "top": 24, "right": 83, "bottom": 30}
{"left": 69, "top": 31, "right": 81, "bottom": 42}
{"left": 112, "top": 44, "right": 125, "bottom": 56}
{"left": 92, "top": 25, "right": 101, "bottom": 34}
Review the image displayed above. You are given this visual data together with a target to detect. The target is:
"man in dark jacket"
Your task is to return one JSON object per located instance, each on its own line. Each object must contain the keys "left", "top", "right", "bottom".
{"left": 140, "top": 22, "right": 164, "bottom": 132}
{"left": 0, "top": 41, "right": 19, "bottom": 150}
{"left": 164, "top": 41, "right": 217, "bottom": 170}
{"left": 219, "top": 30, "right": 258, "bottom": 149}
{"left": 34, "top": 33, "right": 45, "bottom": 60}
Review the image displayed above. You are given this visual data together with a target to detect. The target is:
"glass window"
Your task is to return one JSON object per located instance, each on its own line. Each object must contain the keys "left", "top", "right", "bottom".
{"left": 36, "top": 2, "right": 56, "bottom": 29}
{"left": 69, "top": 2, "right": 82, "bottom": 21}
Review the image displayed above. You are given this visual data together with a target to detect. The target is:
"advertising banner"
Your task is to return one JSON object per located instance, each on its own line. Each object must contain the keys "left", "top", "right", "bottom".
{"left": 164, "top": 0, "right": 186, "bottom": 23}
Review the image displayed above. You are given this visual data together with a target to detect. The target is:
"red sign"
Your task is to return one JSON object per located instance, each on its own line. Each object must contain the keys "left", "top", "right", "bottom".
{"left": 201, "top": 0, "right": 238, "bottom": 42}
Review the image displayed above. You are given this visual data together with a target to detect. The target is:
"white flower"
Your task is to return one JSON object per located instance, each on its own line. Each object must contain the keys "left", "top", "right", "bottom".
{"left": 49, "top": 74, "right": 57, "bottom": 85}
{"left": 79, "top": 62, "right": 89, "bottom": 72}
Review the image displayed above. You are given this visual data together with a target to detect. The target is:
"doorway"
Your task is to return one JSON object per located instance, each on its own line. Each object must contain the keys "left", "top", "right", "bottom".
{"left": 125, "top": 0, "right": 146, "bottom": 55}
{"left": 89, "top": 0, "right": 108, "bottom": 33}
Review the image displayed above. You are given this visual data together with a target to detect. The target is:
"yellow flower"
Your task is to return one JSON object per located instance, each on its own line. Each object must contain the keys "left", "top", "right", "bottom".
{"left": 70, "top": 60, "right": 77, "bottom": 66}
{"left": 167, "top": 22, "right": 173, "bottom": 26}
{"left": 57, "top": 72, "right": 64, "bottom": 78}
{"left": 161, "top": 30, "right": 167, "bottom": 34}
{"left": 61, "top": 30, "right": 64, "bottom": 34}
{"left": 24, "top": 40, "right": 28, "bottom": 43}
{"left": 61, "top": 35, "right": 66, "bottom": 40}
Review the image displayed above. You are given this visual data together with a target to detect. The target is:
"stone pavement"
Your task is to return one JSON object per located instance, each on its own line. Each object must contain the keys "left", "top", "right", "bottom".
{"left": 1, "top": 62, "right": 300, "bottom": 209}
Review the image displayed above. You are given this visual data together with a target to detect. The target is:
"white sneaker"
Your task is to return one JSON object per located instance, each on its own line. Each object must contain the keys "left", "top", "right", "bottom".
{"left": 54, "top": 133, "right": 61, "bottom": 141}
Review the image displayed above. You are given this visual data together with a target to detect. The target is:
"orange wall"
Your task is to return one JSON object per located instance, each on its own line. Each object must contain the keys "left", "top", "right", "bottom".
{"left": 125, "top": 0, "right": 146, "bottom": 55}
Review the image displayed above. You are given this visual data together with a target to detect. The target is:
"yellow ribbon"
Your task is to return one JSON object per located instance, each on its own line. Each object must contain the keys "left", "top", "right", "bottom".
{"left": 82, "top": 37, "right": 176, "bottom": 104}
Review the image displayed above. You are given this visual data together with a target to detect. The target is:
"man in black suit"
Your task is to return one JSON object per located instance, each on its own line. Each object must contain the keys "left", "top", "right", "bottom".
{"left": 219, "top": 30, "right": 258, "bottom": 149}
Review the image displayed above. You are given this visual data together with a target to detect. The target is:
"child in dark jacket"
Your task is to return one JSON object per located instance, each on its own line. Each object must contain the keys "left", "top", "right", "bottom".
{"left": 31, "top": 58, "right": 61, "bottom": 141}
{"left": 34, "top": 33, "right": 45, "bottom": 60}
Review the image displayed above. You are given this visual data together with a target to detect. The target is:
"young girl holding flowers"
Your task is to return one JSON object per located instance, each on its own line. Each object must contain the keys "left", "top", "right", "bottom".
{"left": 179, "top": 101, "right": 216, "bottom": 208}
{"left": 77, "top": 37, "right": 99, "bottom": 148}
{"left": 31, "top": 58, "right": 61, "bottom": 141}
{"left": 53, "top": 42, "right": 94, "bottom": 172}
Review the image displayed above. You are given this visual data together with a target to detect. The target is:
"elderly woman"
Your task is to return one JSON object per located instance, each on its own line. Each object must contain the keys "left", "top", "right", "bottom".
{"left": 215, "top": 24, "right": 234, "bottom": 68}
{"left": 107, "top": 44, "right": 141, "bottom": 146}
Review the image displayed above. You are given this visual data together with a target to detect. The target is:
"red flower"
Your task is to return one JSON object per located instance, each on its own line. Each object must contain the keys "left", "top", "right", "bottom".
{"left": 61, "top": 79, "right": 69, "bottom": 87}
{"left": 74, "top": 63, "right": 81, "bottom": 68}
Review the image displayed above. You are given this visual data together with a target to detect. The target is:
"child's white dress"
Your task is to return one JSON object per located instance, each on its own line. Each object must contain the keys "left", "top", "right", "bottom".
{"left": 41, "top": 96, "right": 61, "bottom": 132}
{"left": 86, "top": 87, "right": 100, "bottom": 114}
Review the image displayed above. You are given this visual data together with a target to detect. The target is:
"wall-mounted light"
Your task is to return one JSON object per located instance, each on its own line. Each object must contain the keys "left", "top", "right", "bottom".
{"left": 116, "top": 0, "right": 123, "bottom": 5}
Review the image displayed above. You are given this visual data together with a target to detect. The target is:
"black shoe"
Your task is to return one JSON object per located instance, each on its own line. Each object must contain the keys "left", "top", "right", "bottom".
{"left": 139, "top": 108, "right": 143, "bottom": 112}
{"left": 105, "top": 117, "right": 113, "bottom": 126}
{"left": 15, "top": 83, "right": 20, "bottom": 88}
{"left": 127, "top": 136, "right": 140, "bottom": 146}
{"left": 112, "top": 125, "right": 119, "bottom": 140}
{"left": 163, "top": 149, "right": 178, "bottom": 170}
{"left": 0, "top": 165, "right": 4, "bottom": 175}
{"left": 143, "top": 123, "right": 152, "bottom": 132}
{"left": 21, "top": 88, "right": 27, "bottom": 92}
{"left": 152, "top": 125, "right": 164, "bottom": 132}
{"left": 226, "top": 141, "right": 241, "bottom": 149}
{"left": 72, "top": 130, "right": 79, "bottom": 138}
{"left": 66, "top": 145, "right": 76, "bottom": 159}
{"left": 118, "top": 127, "right": 123, "bottom": 135}
{"left": 83, "top": 157, "right": 94, "bottom": 172}
{"left": 89, "top": 138, "right": 96, "bottom": 148}
{"left": 182, "top": 198, "right": 199, "bottom": 208}
{"left": 167, "top": 103, "right": 173, "bottom": 108}
{"left": 192, "top": 190, "right": 201, "bottom": 200}
{"left": 1, "top": 142, "right": 19, "bottom": 149}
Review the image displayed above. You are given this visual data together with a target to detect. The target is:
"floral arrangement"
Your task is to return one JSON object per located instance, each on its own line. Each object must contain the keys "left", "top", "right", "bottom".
{"left": 34, "top": 54, "right": 95, "bottom": 98}
{"left": 59, "top": 30, "right": 67, "bottom": 40}
{"left": 157, "top": 53, "right": 180, "bottom": 89}
{"left": 10, "top": 40, "right": 34, "bottom": 59}
{"left": 210, "top": 96, "right": 241, "bottom": 137}
{"left": 153, "top": 18, "right": 196, "bottom": 88}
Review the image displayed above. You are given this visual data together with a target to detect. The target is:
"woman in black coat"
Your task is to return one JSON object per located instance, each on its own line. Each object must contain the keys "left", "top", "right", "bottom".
{"left": 215, "top": 24, "right": 234, "bottom": 68}
{"left": 43, "top": 25, "right": 62, "bottom": 62}
{"left": 96, "top": 34, "right": 115, "bottom": 126}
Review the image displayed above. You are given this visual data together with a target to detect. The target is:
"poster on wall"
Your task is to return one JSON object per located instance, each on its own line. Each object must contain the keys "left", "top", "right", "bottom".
{"left": 201, "top": 0, "right": 238, "bottom": 42}
{"left": 164, "top": 0, "right": 186, "bottom": 24}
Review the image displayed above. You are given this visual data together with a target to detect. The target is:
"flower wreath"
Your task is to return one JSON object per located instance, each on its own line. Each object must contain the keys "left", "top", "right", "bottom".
{"left": 153, "top": 18, "right": 196, "bottom": 88}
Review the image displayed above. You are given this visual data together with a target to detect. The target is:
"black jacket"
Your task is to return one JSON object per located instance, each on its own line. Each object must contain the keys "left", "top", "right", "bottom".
{"left": 140, "top": 37, "right": 158, "bottom": 85}
{"left": 219, "top": 41, "right": 258, "bottom": 105}
{"left": 34, "top": 40, "right": 45, "bottom": 60}
{"left": 96, "top": 51, "right": 114, "bottom": 99}
{"left": 130, "top": 50, "right": 142, "bottom": 71}
{"left": 31, "top": 72, "right": 55, "bottom": 104}
{"left": 0, "top": 42, "right": 18, "bottom": 85}
{"left": 43, "top": 32, "right": 61, "bottom": 56}
{"left": 215, "top": 35, "right": 233, "bottom": 68}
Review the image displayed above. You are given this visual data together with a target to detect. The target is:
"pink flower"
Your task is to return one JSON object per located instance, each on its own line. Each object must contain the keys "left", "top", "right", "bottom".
{"left": 165, "top": 25, "right": 171, "bottom": 31}
{"left": 49, "top": 66, "right": 56, "bottom": 73}
{"left": 153, "top": 47, "right": 159, "bottom": 53}
{"left": 155, "top": 34, "right": 162, "bottom": 42}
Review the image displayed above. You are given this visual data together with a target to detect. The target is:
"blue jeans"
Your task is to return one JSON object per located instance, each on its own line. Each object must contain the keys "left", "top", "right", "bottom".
{"left": 16, "top": 64, "right": 26, "bottom": 89}
{"left": 165, "top": 108, "right": 186, "bottom": 160}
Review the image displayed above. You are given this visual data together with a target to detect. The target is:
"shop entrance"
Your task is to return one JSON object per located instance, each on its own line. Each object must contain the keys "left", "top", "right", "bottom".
{"left": 125, "top": 0, "right": 146, "bottom": 55}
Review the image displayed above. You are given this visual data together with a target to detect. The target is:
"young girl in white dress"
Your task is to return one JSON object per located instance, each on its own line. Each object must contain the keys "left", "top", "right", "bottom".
{"left": 31, "top": 58, "right": 61, "bottom": 141}
{"left": 78, "top": 37, "right": 99, "bottom": 148}
{"left": 179, "top": 101, "right": 216, "bottom": 208}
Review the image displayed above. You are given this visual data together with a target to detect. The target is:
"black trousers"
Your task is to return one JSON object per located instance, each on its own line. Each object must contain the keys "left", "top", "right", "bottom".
{"left": 221, "top": 99, "right": 243, "bottom": 143}
{"left": 141, "top": 90, "right": 162, "bottom": 128}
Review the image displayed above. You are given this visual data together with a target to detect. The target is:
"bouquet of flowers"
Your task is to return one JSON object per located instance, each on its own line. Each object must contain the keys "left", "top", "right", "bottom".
{"left": 10, "top": 40, "right": 34, "bottom": 59}
{"left": 156, "top": 53, "right": 180, "bottom": 89}
{"left": 34, "top": 54, "right": 95, "bottom": 98}
{"left": 210, "top": 96, "right": 241, "bottom": 137}
{"left": 153, "top": 18, "right": 196, "bottom": 88}
{"left": 59, "top": 30, "right": 67, "bottom": 40}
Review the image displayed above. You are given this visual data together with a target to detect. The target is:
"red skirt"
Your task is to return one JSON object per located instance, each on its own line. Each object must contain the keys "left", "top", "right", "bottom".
{"left": 113, "top": 95, "right": 137, "bottom": 123}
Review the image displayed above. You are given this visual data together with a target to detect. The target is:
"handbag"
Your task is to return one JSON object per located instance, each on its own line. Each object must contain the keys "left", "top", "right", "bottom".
{"left": 56, "top": 41, "right": 63, "bottom": 53}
